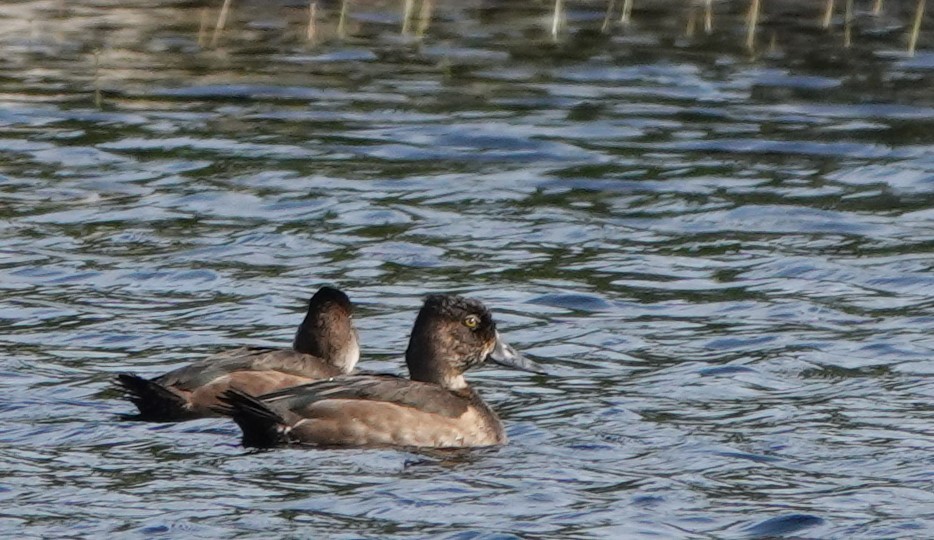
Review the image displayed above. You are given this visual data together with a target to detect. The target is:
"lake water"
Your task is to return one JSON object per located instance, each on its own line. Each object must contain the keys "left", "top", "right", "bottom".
{"left": 1, "top": 0, "right": 932, "bottom": 537}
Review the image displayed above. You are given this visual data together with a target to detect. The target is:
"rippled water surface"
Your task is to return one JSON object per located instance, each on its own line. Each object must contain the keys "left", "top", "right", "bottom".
{"left": 1, "top": 0, "right": 933, "bottom": 537}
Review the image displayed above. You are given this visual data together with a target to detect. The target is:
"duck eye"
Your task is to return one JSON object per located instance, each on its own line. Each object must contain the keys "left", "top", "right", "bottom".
{"left": 463, "top": 315, "right": 480, "bottom": 329}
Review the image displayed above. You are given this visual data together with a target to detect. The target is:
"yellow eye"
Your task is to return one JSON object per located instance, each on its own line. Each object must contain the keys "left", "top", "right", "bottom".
{"left": 464, "top": 315, "right": 480, "bottom": 329}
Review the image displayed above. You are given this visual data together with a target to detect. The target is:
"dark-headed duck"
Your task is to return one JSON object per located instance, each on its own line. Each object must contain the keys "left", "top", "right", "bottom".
{"left": 216, "top": 294, "right": 542, "bottom": 448}
{"left": 115, "top": 286, "right": 359, "bottom": 422}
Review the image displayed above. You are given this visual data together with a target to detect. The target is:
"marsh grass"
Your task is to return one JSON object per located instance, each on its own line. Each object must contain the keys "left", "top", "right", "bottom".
{"left": 191, "top": 0, "right": 927, "bottom": 56}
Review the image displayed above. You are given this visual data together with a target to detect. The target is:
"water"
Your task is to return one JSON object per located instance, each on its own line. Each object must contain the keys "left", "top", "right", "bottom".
{"left": 1, "top": 0, "right": 933, "bottom": 537}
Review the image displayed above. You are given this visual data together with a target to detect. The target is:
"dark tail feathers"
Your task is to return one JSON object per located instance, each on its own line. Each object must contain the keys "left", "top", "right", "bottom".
{"left": 214, "top": 389, "right": 290, "bottom": 448}
{"left": 114, "top": 373, "right": 194, "bottom": 422}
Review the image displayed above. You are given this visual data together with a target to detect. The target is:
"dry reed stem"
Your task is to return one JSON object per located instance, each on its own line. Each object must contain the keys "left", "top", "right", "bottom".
{"left": 307, "top": 1, "right": 317, "bottom": 42}
{"left": 686, "top": 6, "right": 696, "bottom": 38}
{"left": 552, "top": 0, "right": 564, "bottom": 40}
{"left": 338, "top": 0, "right": 349, "bottom": 39}
{"left": 93, "top": 49, "right": 102, "bottom": 109}
{"left": 416, "top": 0, "right": 433, "bottom": 38}
{"left": 844, "top": 0, "right": 853, "bottom": 47}
{"left": 211, "top": 0, "right": 232, "bottom": 48}
{"left": 602, "top": 0, "right": 617, "bottom": 32}
{"left": 908, "top": 0, "right": 925, "bottom": 56}
{"left": 621, "top": 0, "right": 633, "bottom": 24}
{"left": 746, "top": 0, "right": 760, "bottom": 51}
{"left": 822, "top": 0, "right": 834, "bottom": 28}
{"left": 402, "top": 0, "right": 415, "bottom": 34}
{"left": 705, "top": 0, "right": 713, "bottom": 33}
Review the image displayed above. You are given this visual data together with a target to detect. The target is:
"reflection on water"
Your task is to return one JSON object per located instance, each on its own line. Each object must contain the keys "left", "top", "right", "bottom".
{"left": 1, "top": 0, "right": 932, "bottom": 538}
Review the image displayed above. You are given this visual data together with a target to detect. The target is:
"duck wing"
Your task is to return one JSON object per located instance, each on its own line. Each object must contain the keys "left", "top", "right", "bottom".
{"left": 156, "top": 347, "right": 341, "bottom": 391}
{"left": 258, "top": 375, "right": 470, "bottom": 419}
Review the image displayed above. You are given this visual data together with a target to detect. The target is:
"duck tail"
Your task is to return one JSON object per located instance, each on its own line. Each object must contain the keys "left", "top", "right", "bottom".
{"left": 114, "top": 373, "right": 193, "bottom": 422}
{"left": 214, "top": 389, "right": 290, "bottom": 448}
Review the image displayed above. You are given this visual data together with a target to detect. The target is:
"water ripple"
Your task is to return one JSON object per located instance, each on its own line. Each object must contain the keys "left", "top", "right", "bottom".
{"left": 0, "top": 0, "right": 932, "bottom": 538}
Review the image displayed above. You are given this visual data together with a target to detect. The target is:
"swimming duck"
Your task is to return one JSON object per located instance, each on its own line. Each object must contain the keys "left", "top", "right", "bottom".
{"left": 115, "top": 286, "right": 359, "bottom": 422}
{"left": 216, "top": 294, "right": 542, "bottom": 448}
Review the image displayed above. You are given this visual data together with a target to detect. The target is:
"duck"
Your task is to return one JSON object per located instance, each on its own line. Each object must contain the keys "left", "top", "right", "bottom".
{"left": 216, "top": 294, "right": 542, "bottom": 448}
{"left": 115, "top": 286, "right": 360, "bottom": 422}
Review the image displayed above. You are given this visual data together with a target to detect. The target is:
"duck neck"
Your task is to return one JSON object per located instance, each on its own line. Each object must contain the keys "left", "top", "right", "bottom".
{"left": 405, "top": 324, "right": 465, "bottom": 389}
{"left": 293, "top": 314, "right": 359, "bottom": 373}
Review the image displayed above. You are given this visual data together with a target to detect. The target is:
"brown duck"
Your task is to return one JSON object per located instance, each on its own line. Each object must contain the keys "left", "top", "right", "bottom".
{"left": 115, "top": 286, "right": 359, "bottom": 422}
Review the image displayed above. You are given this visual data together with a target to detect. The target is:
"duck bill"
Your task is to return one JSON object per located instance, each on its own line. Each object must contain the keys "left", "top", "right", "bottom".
{"left": 488, "top": 331, "right": 545, "bottom": 374}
